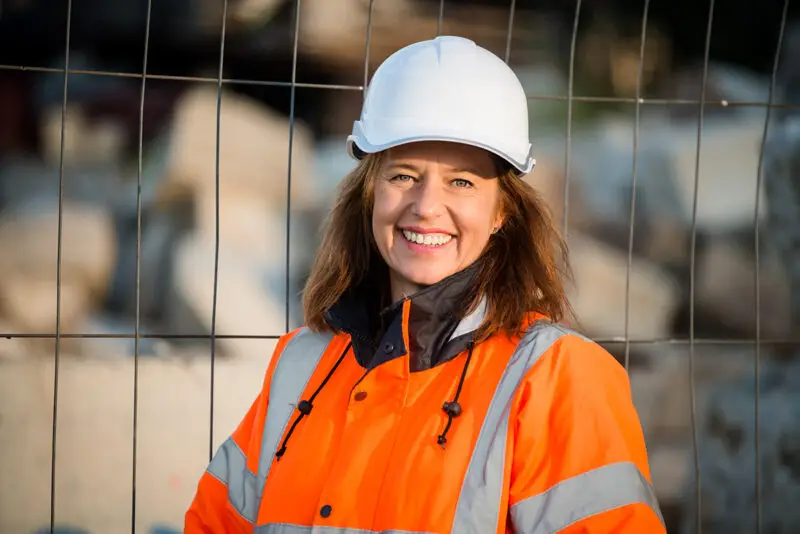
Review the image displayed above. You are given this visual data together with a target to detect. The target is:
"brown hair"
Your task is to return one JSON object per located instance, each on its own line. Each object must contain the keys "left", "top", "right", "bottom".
{"left": 302, "top": 151, "right": 573, "bottom": 341}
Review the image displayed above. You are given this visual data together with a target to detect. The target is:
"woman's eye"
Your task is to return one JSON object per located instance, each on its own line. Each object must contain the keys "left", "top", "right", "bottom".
{"left": 452, "top": 178, "right": 474, "bottom": 188}
{"left": 390, "top": 174, "right": 415, "bottom": 182}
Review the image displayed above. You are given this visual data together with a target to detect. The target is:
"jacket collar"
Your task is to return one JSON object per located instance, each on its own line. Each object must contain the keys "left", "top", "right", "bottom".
{"left": 324, "top": 261, "right": 486, "bottom": 371}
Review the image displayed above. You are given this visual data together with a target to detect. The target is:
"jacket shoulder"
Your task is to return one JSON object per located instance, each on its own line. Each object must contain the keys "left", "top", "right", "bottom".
{"left": 277, "top": 326, "right": 337, "bottom": 355}
{"left": 515, "top": 320, "right": 627, "bottom": 384}
{"left": 261, "top": 327, "right": 337, "bottom": 388}
{"left": 269, "top": 327, "right": 338, "bottom": 374}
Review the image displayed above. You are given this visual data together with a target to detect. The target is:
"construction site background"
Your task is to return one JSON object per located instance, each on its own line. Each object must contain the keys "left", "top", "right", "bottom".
{"left": 0, "top": 1, "right": 798, "bottom": 533}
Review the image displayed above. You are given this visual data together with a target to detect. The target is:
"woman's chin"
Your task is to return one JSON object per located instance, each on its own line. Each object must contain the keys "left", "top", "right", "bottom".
{"left": 400, "top": 267, "right": 457, "bottom": 288}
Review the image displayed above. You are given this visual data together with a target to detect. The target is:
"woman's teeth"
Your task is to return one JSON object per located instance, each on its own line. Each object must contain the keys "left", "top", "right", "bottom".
{"left": 402, "top": 229, "right": 453, "bottom": 246}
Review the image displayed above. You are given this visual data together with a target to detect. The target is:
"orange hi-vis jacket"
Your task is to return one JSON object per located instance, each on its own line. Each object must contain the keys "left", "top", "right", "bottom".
{"left": 186, "top": 265, "right": 665, "bottom": 533}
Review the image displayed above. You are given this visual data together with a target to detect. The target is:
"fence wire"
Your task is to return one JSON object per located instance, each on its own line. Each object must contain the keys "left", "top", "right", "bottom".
{"left": 49, "top": 0, "right": 74, "bottom": 530}
{"left": 753, "top": 1, "right": 792, "bottom": 529}
{"left": 687, "top": 2, "right": 716, "bottom": 529}
{"left": 0, "top": 0, "right": 795, "bottom": 533}
{"left": 130, "top": 0, "right": 154, "bottom": 530}
{"left": 3, "top": 63, "right": 800, "bottom": 107}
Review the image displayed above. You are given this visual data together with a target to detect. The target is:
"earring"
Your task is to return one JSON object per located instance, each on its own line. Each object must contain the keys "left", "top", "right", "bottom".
{"left": 491, "top": 226, "right": 499, "bottom": 234}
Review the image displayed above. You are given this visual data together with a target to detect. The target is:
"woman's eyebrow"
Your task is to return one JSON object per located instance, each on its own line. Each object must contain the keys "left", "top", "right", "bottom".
{"left": 449, "top": 167, "right": 483, "bottom": 176}
{"left": 386, "top": 162, "right": 487, "bottom": 177}
{"left": 385, "top": 162, "right": 422, "bottom": 173}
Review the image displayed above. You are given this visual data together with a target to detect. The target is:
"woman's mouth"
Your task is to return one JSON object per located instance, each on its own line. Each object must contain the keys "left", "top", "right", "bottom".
{"left": 401, "top": 229, "right": 454, "bottom": 247}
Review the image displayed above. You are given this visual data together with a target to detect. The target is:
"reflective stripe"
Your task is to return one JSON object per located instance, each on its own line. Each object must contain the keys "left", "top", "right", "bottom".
{"left": 205, "top": 328, "right": 333, "bottom": 524}
{"left": 255, "top": 328, "right": 335, "bottom": 494}
{"left": 452, "top": 321, "right": 568, "bottom": 534}
{"left": 254, "top": 525, "right": 433, "bottom": 534}
{"left": 510, "top": 461, "right": 665, "bottom": 533}
{"left": 207, "top": 437, "right": 259, "bottom": 523}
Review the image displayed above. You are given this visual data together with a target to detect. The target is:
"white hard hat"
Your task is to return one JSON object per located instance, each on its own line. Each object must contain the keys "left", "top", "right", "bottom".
{"left": 346, "top": 36, "right": 535, "bottom": 175}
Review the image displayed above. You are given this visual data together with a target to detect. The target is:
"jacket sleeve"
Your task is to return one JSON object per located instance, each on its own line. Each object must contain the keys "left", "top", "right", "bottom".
{"left": 507, "top": 333, "right": 666, "bottom": 534}
{"left": 184, "top": 330, "right": 300, "bottom": 533}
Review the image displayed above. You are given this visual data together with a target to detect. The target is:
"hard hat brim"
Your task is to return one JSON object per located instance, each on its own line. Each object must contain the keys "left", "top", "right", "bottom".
{"left": 346, "top": 123, "right": 535, "bottom": 176}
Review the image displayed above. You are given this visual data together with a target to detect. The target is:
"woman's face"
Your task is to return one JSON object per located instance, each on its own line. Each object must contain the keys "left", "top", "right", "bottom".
{"left": 372, "top": 141, "right": 504, "bottom": 301}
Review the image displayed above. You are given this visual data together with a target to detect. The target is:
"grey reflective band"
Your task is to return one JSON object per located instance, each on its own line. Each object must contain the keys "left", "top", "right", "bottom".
{"left": 510, "top": 461, "right": 665, "bottom": 533}
{"left": 207, "top": 437, "right": 259, "bottom": 523}
{"left": 256, "top": 328, "right": 335, "bottom": 487}
{"left": 204, "top": 328, "right": 333, "bottom": 524}
{"left": 452, "top": 321, "right": 568, "bottom": 534}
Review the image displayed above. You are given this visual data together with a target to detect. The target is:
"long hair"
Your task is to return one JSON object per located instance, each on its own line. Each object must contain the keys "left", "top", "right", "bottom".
{"left": 302, "top": 151, "right": 573, "bottom": 341}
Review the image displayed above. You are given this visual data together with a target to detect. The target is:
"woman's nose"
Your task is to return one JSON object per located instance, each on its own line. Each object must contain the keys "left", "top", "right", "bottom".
{"left": 411, "top": 178, "right": 446, "bottom": 219}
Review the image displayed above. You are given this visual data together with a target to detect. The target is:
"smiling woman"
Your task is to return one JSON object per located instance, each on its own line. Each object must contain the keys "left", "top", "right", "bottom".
{"left": 186, "top": 36, "right": 666, "bottom": 534}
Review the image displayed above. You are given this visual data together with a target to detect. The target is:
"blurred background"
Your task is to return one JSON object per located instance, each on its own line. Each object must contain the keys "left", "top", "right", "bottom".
{"left": 0, "top": 0, "right": 799, "bottom": 532}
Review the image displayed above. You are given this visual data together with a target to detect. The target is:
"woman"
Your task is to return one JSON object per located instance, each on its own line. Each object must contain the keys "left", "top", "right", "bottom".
{"left": 185, "top": 36, "right": 665, "bottom": 533}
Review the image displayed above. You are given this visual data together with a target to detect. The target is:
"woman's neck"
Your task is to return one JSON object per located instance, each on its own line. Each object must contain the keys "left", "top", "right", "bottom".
{"left": 389, "top": 275, "right": 425, "bottom": 303}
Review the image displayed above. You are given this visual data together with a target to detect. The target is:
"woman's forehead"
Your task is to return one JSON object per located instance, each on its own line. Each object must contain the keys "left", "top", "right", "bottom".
{"left": 384, "top": 142, "right": 497, "bottom": 177}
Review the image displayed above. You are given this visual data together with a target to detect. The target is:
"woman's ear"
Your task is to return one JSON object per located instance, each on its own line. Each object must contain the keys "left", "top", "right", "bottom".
{"left": 492, "top": 213, "right": 504, "bottom": 234}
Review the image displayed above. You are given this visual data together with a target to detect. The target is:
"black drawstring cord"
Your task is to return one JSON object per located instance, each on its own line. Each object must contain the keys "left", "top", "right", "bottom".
{"left": 275, "top": 341, "right": 352, "bottom": 461}
{"left": 438, "top": 341, "right": 475, "bottom": 448}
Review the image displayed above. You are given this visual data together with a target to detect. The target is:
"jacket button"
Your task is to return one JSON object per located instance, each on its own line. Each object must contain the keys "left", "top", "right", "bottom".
{"left": 383, "top": 342, "right": 394, "bottom": 353}
{"left": 354, "top": 391, "right": 368, "bottom": 401}
{"left": 320, "top": 504, "right": 332, "bottom": 518}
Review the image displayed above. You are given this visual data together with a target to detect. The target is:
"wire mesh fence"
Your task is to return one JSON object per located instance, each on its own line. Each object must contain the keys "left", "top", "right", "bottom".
{"left": 0, "top": 0, "right": 798, "bottom": 533}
